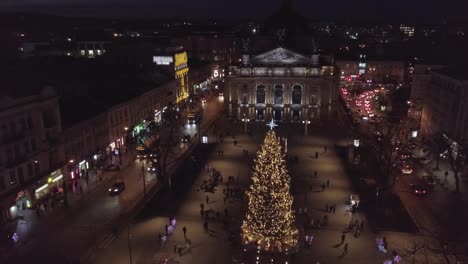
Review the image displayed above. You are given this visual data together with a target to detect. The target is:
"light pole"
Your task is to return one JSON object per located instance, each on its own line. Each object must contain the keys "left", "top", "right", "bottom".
{"left": 127, "top": 224, "right": 133, "bottom": 264}
{"left": 302, "top": 119, "right": 311, "bottom": 136}
{"left": 141, "top": 164, "right": 146, "bottom": 201}
{"left": 243, "top": 114, "right": 247, "bottom": 133}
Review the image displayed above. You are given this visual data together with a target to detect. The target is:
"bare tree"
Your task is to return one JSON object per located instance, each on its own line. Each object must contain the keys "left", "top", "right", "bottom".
{"left": 373, "top": 124, "right": 410, "bottom": 187}
{"left": 431, "top": 133, "right": 447, "bottom": 171}
{"left": 443, "top": 138, "right": 467, "bottom": 194}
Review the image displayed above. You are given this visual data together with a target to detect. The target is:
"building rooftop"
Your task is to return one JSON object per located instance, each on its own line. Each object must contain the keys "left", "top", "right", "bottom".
{"left": 0, "top": 57, "right": 172, "bottom": 128}
{"left": 433, "top": 66, "right": 468, "bottom": 81}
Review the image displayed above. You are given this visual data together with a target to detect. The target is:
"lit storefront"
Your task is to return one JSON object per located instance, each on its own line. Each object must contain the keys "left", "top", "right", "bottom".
{"left": 36, "top": 169, "right": 64, "bottom": 199}
{"left": 154, "top": 110, "right": 162, "bottom": 123}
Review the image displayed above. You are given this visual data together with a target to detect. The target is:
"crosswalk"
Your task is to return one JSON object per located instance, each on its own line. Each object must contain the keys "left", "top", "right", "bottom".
{"left": 97, "top": 233, "right": 116, "bottom": 249}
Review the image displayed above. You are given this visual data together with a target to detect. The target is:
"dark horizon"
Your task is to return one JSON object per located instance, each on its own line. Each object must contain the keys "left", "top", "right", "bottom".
{"left": 1, "top": 0, "right": 468, "bottom": 25}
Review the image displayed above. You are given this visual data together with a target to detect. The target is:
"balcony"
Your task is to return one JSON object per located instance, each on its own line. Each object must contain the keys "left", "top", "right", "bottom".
{"left": 0, "top": 130, "right": 32, "bottom": 145}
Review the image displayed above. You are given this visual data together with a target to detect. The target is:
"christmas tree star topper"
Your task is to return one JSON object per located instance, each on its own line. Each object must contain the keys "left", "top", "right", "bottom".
{"left": 267, "top": 119, "right": 278, "bottom": 130}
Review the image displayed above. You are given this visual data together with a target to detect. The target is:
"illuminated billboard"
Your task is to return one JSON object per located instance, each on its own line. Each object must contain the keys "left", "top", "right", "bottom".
{"left": 153, "top": 56, "right": 173, "bottom": 65}
{"left": 174, "top": 52, "right": 188, "bottom": 70}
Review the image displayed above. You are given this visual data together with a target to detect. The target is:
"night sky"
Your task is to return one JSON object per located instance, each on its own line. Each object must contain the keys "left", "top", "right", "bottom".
{"left": 1, "top": 0, "right": 467, "bottom": 22}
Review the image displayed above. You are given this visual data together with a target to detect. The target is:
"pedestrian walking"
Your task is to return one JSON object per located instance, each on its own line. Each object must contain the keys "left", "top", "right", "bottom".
{"left": 315, "top": 152, "right": 319, "bottom": 159}
{"left": 322, "top": 184, "right": 325, "bottom": 192}
{"left": 445, "top": 171, "right": 449, "bottom": 182}
{"left": 200, "top": 209, "right": 204, "bottom": 218}
{"left": 355, "top": 227, "right": 361, "bottom": 237}
{"left": 165, "top": 224, "right": 169, "bottom": 236}
{"left": 206, "top": 195, "right": 209, "bottom": 204}
{"left": 203, "top": 221, "right": 208, "bottom": 232}
{"left": 326, "top": 179, "right": 330, "bottom": 188}
{"left": 200, "top": 202, "right": 205, "bottom": 210}
{"left": 341, "top": 233, "right": 346, "bottom": 243}
{"left": 324, "top": 146, "right": 328, "bottom": 153}
{"left": 182, "top": 226, "right": 187, "bottom": 238}
{"left": 314, "top": 170, "right": 317, "bottom": 177}
{"left": 343, "top": 243, "right": 348, "bottom": 255}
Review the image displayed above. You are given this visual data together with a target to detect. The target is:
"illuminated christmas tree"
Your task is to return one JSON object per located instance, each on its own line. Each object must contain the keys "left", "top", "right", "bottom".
{"left": 242, "top": 130, "right": 298, "bottom": 252}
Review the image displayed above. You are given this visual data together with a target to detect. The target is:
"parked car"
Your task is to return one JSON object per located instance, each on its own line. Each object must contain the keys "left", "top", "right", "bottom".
{"left": 422, "top": 175, "right": 436, "bottom": 186}
{"left": 103, "top": 164, "right": 120, "bottom": 171}
{"left": 409, "top": 184, "right": 430, "bottom": 197}
{"left": 109, "top": 180, "right": 125, "bottom": 195}
{"left": 419, "top": 156, "right": 432, "bottom": 165}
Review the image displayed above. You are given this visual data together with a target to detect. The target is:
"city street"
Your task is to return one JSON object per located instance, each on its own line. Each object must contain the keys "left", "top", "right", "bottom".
{"left": 2, "top": 94, "right": 223, "bottom": 264}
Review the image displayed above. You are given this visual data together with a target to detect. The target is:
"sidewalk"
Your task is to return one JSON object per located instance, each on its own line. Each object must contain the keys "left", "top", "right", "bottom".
{"left": 93, "top": 118, "right": 398, "bottom": 264}
{"left": 0, "top": 147, "right": 136, "bottom": 257}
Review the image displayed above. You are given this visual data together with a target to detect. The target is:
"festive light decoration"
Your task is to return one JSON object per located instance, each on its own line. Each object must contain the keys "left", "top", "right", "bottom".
{"left": 242, "top": 131, "right": 298, "bottom": 252}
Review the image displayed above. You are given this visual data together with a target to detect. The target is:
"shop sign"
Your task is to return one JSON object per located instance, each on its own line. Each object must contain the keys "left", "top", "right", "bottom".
{"left": 174, "top": 52, "right": 188, "bottom": 70}
{"left": 153, "top": 56, "right": 173, "bottom": 65}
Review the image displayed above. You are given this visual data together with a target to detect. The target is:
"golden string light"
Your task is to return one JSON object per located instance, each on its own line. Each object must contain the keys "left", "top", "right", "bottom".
{"left": 242, "top": 131, "right": 298, "bottom": 252}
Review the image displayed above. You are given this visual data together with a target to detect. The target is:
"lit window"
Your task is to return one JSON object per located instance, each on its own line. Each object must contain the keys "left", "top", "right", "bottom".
{"left": 96, "top": 50, "right": 101, "bottom": 55}
{"left": 88, "top": 50, "right": 94, "bottom": 56}
{"left": 80, "top": 50, "right": 85, "bottom": 56}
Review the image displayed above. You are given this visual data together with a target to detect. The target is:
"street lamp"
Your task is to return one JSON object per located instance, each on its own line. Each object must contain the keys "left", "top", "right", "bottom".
{"left": 302, "top": 120, "right": 311, "bottom": 136}
{"left": 141, "top": 164, "right": 146, "bottom": 201}
{"left": 242, "top": 114, "right": 248, "bottom": 133}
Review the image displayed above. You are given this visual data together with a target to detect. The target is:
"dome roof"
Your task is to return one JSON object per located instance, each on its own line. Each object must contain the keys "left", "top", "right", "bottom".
{"left": 263, "top": 0, "right": 317, "bottom": 54}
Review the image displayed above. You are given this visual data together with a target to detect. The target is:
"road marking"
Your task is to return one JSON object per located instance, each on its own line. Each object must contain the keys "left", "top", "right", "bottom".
{"left": 97, "top": 234, "right": 116, "bottom": 249}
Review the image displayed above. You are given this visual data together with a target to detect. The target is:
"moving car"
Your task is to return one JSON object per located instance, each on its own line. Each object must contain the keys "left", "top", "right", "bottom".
{"left": 401, "top": 162, "right": 413, "bottom": 174}
{"left": 136, "top": 145, "right": 148, "bottom": 159}
{"left": 147, "top": 162, "right": 159, "bottom": 173}
{"left": 109, "top": 180, "right": 125, "bottom": 195}
{"left": 181, "top": 134, "right": 191, "bottom": 143}
{"left": 409, "top": 184, "right": 430, "bottom": 197}
{"left": 103, "top": 164, "right": 120, "bottom": 171}
{"left": 399, "top": 152, "right": 411, "bottom": 161}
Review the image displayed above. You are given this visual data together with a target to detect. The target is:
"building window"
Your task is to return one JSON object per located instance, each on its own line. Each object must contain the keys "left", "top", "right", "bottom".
{"left": 27, "top": 163, "right": 33, "bottom": 177}
{"left": 242, "top": 94, "right": 248, "bottom": 104}
{"left": 17, "top": 167, "right": 24, "bottom": 185}
{"left": 310, "top": 95, "right": 317, "bottom": 105}
{"left": 256, "top": 85, "right": 266, "bottom": 104}
{"left": 9, "top": 171, "right": 16, "bottom": 185}
{"left": 274, "top": 85, "right": 284, "bottom": 104}
{"left": 80, "top": 50, "right": 85, "bottom": 56}
{"left": 0, "top": 175, "right": 5, "bottom": 190}
{"left": 27, "top": 116, "right": 33, "bottom": 129}
{"left": 31, "top": 138, "right": 37, "bottom": 152}
{"left": 292, "top": 85, "right": 302, "bottom": 104}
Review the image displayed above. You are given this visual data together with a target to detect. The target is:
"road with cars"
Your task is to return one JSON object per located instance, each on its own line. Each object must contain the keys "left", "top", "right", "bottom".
{"left": 340, "top": 80, "right": 468, "bottom": 260}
